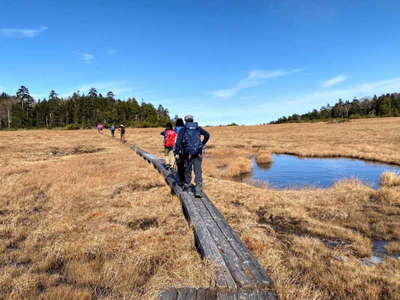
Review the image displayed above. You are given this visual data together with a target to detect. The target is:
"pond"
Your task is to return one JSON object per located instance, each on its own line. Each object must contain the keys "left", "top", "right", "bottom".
{"left": 239, "top": 154, "right": 400, "bottom": 189}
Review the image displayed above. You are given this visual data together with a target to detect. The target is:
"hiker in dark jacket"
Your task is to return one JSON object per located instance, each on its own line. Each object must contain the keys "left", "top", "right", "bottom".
{"left": 118, "top": 124, "right": 126, "bottom": 143}
{"left": 173, "top": 118, "right": 185, "bottom": 184}
{"left": 174, "top": 115, "right": 210, "bottom": 197}
{"left": 174, "top": 118, "right": 185, "bottom": 135}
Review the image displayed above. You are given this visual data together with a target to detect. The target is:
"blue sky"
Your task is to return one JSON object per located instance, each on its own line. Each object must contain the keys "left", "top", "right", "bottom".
{"left": 1, "top": 0, "right": 400, "bottom": 125}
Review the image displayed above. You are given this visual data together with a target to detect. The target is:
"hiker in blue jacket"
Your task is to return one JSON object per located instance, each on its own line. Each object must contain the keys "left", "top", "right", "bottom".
{"left": 174, "top": 115, "right": 210, "bottom": 197}
{"left": 110, "top": 124, "right": 116, "bottom": 137}
{"left": 173, "top": 118, "right": 185, "bottom": 185}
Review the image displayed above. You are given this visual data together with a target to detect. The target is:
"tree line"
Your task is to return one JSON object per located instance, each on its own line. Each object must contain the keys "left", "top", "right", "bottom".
{"left": 270, "top": 92, "right": 400, "bottom": 124}
{"left": 0, "top": 86, "right": 171, "bottom": 129}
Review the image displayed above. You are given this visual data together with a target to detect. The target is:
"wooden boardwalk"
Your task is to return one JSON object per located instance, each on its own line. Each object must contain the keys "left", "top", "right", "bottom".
{"left": 130, "top": 145, "right": 277, "bottom": 299}
{"left": 158, "top": 288, "right": 276, "bottom": 300}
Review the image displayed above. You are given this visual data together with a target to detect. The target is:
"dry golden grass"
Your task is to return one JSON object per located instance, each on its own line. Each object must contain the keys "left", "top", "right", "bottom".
{"left": 385, "top": 241, "right": 400, "bottom": 255}
{"left": 127, "top": 118, "right": 400, "bottom": 299}
{"left": 0, "top": 130, "right": 211, "bottom": 299}
{"left": 381, "top": 172, "right": 400, "bottom": 187}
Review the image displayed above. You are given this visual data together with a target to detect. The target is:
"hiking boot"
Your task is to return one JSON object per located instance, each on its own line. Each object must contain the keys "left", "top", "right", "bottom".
{"left": 183, "top": 184, "right": 191, "bottom": 192}
{"left": 194, "top": 187, "right": 203, "bottom": 198}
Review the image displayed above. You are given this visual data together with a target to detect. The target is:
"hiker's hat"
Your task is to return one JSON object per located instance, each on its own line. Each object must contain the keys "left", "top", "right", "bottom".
{"left": 184, "top": 114, "right": 193, "bottom": 122}
{"left": 120, "top": 124, "right": 124, "bottom": 127}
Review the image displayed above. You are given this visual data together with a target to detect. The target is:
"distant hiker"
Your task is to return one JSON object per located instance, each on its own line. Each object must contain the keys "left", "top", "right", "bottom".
{"left": 174, "top": 118, "right": 185, "bottom": 185}
{"left": 96, "top": 123, "right": 104, "bottom": 134}
{"left": 118, "top": 124, "right": 126, "bottom": 143}
{"left": 161, "top": 122, "right": 177, "bottom": 169}
{"left": 110, "top": 124, "right": 116, "bottom": 137}
{"left": 174, "top": 115, "right": 210, "bottom": 197}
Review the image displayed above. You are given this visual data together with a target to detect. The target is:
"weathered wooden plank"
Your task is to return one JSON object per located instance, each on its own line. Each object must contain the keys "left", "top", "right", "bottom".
{"left": 177, "top": 288, "right": 197, "bottom": 300}
{"left": 217, "top": 292, "right": 238, "bottom": 300}
{"left": 195, "top": 288, "right": 209, "bottom": 300}
{"left": 195, "top": 288, "right": 218, "bottom": 300}
{"left": 216, "top": 290, "right": 278, "bottom": 300}
{"left": 179, "top": 192, "right": 237, "bottom": 290}
{"left": 158, "top": 288, "right": 278, "bottom": 300}
{"left": 158, "top": 288, "right": 178, "bottom": 300}
{"left": 235, "top": 290, "right": 259, "bottom": 300}
{"left": 255, "top": 290, "right": 278, "bottom": 300}
{"left": 193, "top": 199, "right": 256, "bottom": 289}
{"left": 200, "top": 196, "right": 273, "bottom": 288}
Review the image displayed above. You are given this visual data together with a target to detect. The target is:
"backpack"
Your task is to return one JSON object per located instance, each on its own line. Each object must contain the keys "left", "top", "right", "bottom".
{"left": 181, "top": 122, "right": 203, "bottom": 156}
{"left": 174, "top": 126, "right": 184, "bottom": 135}
{"left": 164, "top": 129, "right": 177, "bottom": 148}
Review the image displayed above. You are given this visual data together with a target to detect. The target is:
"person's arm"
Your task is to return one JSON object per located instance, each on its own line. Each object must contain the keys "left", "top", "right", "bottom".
{"left": 199, "top": 127, "right": 210, "bottom": 145}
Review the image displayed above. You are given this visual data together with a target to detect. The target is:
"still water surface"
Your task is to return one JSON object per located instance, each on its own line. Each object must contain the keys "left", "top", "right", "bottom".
{"left": 244, "top": 154, "right": 400, "bottom": 189}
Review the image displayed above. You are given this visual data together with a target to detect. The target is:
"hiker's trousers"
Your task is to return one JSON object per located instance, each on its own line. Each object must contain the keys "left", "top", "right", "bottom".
{"left": 183, "top": 156, "right": 203, "bottom": 190}
{"left": 176, "top": 157, "right": 185, "bottom": 184}
{"left": 164, "top": 147, "right": 174, "bottom": 166}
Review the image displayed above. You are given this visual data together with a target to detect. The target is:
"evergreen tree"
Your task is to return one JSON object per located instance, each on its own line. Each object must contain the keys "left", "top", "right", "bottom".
{"left": 88, "top": 88, "right": 98, "bottom": 98}
{"left": 106, "top": 91, "right": 114, "bottom": 99}
{"left": 15, "top": 86, "right": 34, "bottom": 127}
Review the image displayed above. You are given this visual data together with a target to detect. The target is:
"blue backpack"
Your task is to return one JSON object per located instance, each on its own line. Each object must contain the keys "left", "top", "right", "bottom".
{"left": 182, "top": 122, "right": 203, "bottom": 156}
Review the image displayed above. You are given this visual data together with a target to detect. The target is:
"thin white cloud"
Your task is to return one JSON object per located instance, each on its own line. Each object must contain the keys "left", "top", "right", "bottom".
{"left": 80, "top": 53, "right": 94, "bottom": 64}
{"left": 107, "top": 49, "right": 116, "bottom": 55}
{"left": 322, "top": 75, "right": 348, "bottom": 88}
{"left": 304, "top": 77, "right": 400, "bottom": 106}
{"left": 248, "top": 69, "right": 303, "bottom": 80}
{"left": 212, "top": 68, "right": 302, "bottom": 98}
{"left": 0, "top": 26, "right": 47, "bottom": 38}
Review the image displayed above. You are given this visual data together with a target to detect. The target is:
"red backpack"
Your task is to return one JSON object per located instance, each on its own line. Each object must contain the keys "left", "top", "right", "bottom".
{"left": 164, "top": 129, "right": 177, "bottom": 148}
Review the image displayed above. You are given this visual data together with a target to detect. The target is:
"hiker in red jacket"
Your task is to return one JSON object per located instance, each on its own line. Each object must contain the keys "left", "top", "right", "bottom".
{"left": 160, "top": 122, "right": 177, "bottom": 169}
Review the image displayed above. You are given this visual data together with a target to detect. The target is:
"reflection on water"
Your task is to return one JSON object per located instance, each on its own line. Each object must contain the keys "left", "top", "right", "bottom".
{"left": 362, "top": 240, "right": 400, "bottom": 265}
{"left": 242, "top": 154, "right": 400, "bottom": 189}
{"left": 255, "top": 162, "right": 272, "bottom": 171}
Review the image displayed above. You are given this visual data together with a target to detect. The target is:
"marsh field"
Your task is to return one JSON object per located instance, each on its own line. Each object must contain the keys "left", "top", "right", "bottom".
{"left": 1, "top": 117, "right": 400, "bottom": 299}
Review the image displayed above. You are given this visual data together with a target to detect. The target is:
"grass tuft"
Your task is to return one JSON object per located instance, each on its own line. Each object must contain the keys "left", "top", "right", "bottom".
{"left": 381, "top": 172, "right": 400, "bottom": 187}
{"left": 255, "top": 151, "right": 272, "bottom": 165}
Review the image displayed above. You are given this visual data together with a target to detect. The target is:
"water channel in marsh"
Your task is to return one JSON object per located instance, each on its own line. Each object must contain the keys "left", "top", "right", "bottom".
{"left": 236, "top": 154, "right": 400, "bottom": 189}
